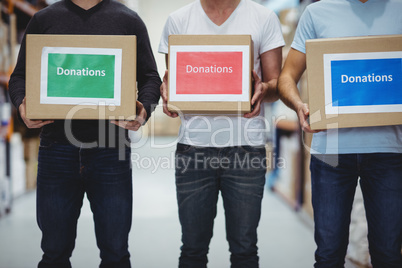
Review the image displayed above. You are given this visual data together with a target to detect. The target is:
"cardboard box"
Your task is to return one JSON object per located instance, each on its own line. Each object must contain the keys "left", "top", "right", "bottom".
{"left": 26, "top": 35, "right": 137, "bottom": 120}
{"left": 306, "top": 35, "right": 402, "bottom": 130}
{"left": 168, "top": 35, "right": 253, "bottom": 114}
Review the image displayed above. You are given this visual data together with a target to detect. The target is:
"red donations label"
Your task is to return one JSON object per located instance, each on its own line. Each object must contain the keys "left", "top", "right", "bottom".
{"left": 176, "top": 51, "right": 243, "bottom": 95}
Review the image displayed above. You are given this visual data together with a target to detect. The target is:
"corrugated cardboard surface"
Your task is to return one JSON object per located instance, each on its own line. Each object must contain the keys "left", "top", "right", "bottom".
{"left": 26, "top": 35, "right": 136, "bottom": 120}
{"left": 306, "top": 35, "right": 402, "bottom": 130}
{"left": 168, "top": 35, "right": 253, "bottom": 114}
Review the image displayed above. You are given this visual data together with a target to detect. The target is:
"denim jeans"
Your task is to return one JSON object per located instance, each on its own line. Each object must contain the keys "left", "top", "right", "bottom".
{"left": 310, "top": 153, "right": 402, "bottom": 268}
{"left": 175, "top": 143, "right": 267, "bottom": 268}
{"left": 36, "top": 138, "right": 132, "bottom": 268}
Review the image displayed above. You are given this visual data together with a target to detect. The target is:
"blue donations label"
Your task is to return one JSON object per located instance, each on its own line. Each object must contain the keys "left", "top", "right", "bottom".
{"left": 331, "top": 58, "right": 402, "bottom": 106}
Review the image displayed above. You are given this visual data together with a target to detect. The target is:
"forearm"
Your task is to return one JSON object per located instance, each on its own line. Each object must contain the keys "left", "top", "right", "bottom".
{"left": 137, "top": 74, "right": 162, "bottom": 121}
{"left": 136, "top": 42, "right": 162, "bottom": 121}
{"left": 277, "top": 73, "right": 304, "bottom": 112}
{"left": 136, "top": 22, "right": 162, "bottom": 121}
{"left": 262, "top": 78, "right": 279, "bottom": 103}
{"left": 8, "top": 39, "right": 28, "bottom": 114}
{"left": 9, "top": 15, "right": 40, "bottom": 114}
{"left": 260, "top": 47, "right": 282, "bottom": 103}
{"left": 8, "top": 74, "right": 25, "bottom": 111}
{"left": 277, "top": 48, "right": 307, "bottom": 112}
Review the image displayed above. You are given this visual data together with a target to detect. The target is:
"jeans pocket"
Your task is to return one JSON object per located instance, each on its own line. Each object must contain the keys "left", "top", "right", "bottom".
{"left": 176, "top": 143, "right": 194, "bottom": 154}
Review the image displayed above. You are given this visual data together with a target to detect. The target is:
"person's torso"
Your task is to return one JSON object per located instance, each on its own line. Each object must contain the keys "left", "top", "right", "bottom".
{"left": 162, "top": 0, "right": 284, "bottom": 147}
{"left": 306, "top": 0, "right": 402, "bottom": 39}
{"left": 292, "top": 0, "right": 402, "bottom": 154}
{"left": 31, "top": 0, "right": 142, "bottom": 145}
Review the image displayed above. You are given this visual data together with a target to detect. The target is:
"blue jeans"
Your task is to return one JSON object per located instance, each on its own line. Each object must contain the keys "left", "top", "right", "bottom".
{"left": 175, "top": 143, "right": 266, "bottom": 268}
{"left": 36, "top": 138, "right": 132, "bottom": 268}
{"left": 310, "top": 153, "right": 402, "bottom": 268}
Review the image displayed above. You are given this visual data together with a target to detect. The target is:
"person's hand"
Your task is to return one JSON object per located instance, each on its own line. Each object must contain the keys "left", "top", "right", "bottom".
{"left": 161, "top": 70, "right": 178, "bottom": 118}
{"left": 19, "top": 98, "right": 54, "bottom": 128}
{"left": 244, "top": 70, "right": 265, "bottom": 118}
{"left": 111, "top": 100, "right": 147, "bottom": 131}
{"left": 296, "top": 102, "right": 322, "bottom": 133}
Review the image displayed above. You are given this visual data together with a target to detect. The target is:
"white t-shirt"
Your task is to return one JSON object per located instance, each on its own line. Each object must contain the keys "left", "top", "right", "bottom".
{"left": 159, "top": 0, "right": 284, "bottom": 147}
{"left": 292, "top": 0, "right": 402, "bottom": 154}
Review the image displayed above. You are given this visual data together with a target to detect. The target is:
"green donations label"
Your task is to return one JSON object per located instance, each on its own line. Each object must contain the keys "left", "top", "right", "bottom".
{"left": 47, "top": 53, "right": 115, "bottom": 98}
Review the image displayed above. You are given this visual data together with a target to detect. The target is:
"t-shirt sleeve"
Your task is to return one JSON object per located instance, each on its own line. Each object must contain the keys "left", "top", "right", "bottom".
{"left": 259, "top": 11, "right": 285, "bottom": 54}
{"left": 291, "top": 7, "right": 316, "bottom": 54}
{"left": 158, "top": 15, "right": 180, "bottom": 54}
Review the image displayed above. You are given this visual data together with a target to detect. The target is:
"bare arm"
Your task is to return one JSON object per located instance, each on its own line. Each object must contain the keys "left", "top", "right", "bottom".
{"left": 261, "top": 47, "right": 282, "bottom": 102}
{"left": 277, "top": 48, "right": 318, "bottom": 133}
{"left": 278, "top": 48, "right": 305, "bottom": 110}
{"left": 244, "top": 46, "right": 282, "bottom": 118}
